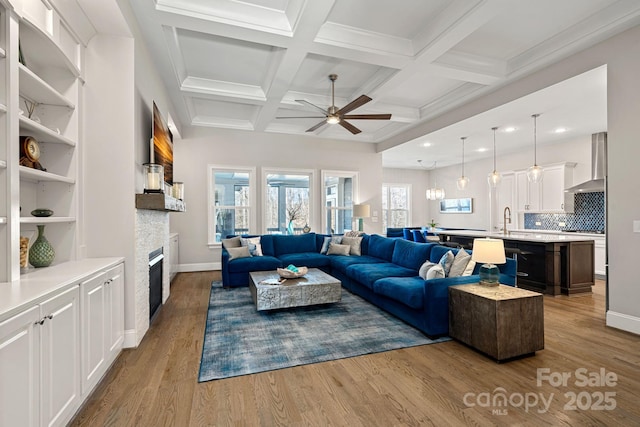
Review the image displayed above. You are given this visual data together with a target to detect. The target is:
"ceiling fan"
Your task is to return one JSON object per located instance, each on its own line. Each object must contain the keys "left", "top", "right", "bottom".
{"left": 277, "top": 74, "right": 391, "bottom": 135}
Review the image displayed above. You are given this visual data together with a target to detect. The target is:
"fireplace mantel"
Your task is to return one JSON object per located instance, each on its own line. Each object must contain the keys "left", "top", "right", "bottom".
{"left": 136, "top": 193, "right": 186, "bottom": 212}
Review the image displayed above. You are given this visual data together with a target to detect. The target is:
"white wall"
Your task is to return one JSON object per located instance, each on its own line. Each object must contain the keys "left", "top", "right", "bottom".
{"left": 381, "top": 168, "right": 432, "bottom": 226}
{"left": 171, "top": 127, "right": 383, "bottom": 270}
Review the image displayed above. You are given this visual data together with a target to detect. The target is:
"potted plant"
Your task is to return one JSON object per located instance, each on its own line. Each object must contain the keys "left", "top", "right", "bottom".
{"left": 428, "top": 219, "right": 438, "bottom": 232}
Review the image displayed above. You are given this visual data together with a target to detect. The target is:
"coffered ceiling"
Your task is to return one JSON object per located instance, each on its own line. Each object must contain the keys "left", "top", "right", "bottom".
{"left": 126, "top": 0, "right": 640, "bottom": 165}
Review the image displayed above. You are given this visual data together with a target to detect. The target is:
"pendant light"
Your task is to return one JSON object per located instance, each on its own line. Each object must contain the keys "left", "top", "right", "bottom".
{"left": 487, "top": 126, "right": 502, "bottom": 188}
{"left": 527, "top": 113, "right": 544, "bottom": 183}
{"left": 419, "top": 160, "right": 445, "bottom": 200}
{"left": 456, "top": 137, "right": 470, "bottom": 190}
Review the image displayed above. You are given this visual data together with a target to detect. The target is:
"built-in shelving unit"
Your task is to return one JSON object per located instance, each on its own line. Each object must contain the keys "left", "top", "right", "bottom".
{"left": 19, "top": 64, "right": 75, "bottom": 108}
{"left": 19, "top": 166, "right": 75, "bottom": 184}
{"left": 20, "top": 217, "right": 76, "bottom": 224}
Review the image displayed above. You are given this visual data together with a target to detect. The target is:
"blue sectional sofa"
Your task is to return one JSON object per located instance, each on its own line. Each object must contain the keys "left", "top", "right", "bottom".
{"left": 221, "top": 232, "right": 517, "bottom": 337}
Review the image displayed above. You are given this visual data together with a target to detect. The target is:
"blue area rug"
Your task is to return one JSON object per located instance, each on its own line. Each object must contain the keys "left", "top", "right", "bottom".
{"left": 198, "top": 281, "right": 449, "bottom": 382}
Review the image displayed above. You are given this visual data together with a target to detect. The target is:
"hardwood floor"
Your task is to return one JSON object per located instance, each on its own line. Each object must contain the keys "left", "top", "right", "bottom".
{"left": 71, "top": 273, "right": 640, "bottom": 426}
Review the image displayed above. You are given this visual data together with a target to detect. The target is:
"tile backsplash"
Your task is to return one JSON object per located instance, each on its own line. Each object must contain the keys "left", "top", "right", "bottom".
{"left": 524, "top": 192, "right": 605, "bottom": 231}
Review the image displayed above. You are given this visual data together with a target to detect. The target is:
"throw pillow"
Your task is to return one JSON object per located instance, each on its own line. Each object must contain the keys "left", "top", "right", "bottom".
{"left": 448, "top": 249, "right": 471, "bottom": 277}
{"left": 241, "top": 237, "right": 263, "bottom": 256}
{"left": 343, "top": 230, "right": 363, "bottom": 238}
{"left": 425, "top": 264, "right": 445, "bottom": 280}
{"left": 227, "top": 246, "right": 251, "bottom": 260}
{"left": 462, "top": 260, "right": 476, "bottom": 276}
{"left": 327, "top": 243, "right": 350, "bottom": 256}
{"left": 418, "top": 261, "right": 437, "bottom": 280}
{"left": 331, "top": 235, "right": 343, "bottom": 244}
{"left": 320, "top": 236, "right": 332, "bottom": 254}
{"left": 341, "top": 236, "right": 363, "bottom": 256}
{"left": 439, "top": 250, "right": 455, "bottom": 276}
{"left": 221, "top": 236, "right": 241, "bottom": 249}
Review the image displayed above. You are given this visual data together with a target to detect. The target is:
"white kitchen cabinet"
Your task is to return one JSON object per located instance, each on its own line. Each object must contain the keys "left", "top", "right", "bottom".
{"left": 0, "top": 286, "right": 80, "bottom": 427}
{"left": 170, "top": 233, "right": 179, "bottom": 281}
{"left": 515, "top": 170, "right": 540, "bottom": 212}
{"left": 594, "top": 236, "right": 606, "bottom": 276}
{"left": 80, "top": 262, "right": 125, "bottom": 396}
{"left": 540, "top": 163, "right": 576, "bottom": 213}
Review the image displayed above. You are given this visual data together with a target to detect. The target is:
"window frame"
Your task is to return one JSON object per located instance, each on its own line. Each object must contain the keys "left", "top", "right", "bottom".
{"left": 382, "top": 183, "right": 412, "bottom": 230}
{"left": 321, "top": 170, "right": 359, "bottom": 234}
{"left": 207, "top": 165, "right": 257, "bottom": 246}
{"left": 262, "top": 167, "right": 316, "bottom": 235}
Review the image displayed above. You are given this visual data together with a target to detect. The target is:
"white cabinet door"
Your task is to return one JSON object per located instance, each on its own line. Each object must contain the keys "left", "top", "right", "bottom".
{"left": 80, "top": 272, "right": 107, "bottom": 394}
{"left": 540, "top": 163, "right": 575, "bottom": 213}
{"left": 594, "top": 237, "right": 606, "bottom": 276}
{"left": 170, "top": 234, "right": 179, "bottom": 281}
{"left": 40, "top": 286, "right": 81, "bottom": 427}
{"left": 105, "top": 263, "right": 124, "bottom": 363}
{"left": 515, "top": 171, "right": 540, "bottom": 211}
{"left": 0, "top": 305, "right": 40, "bottom": 427}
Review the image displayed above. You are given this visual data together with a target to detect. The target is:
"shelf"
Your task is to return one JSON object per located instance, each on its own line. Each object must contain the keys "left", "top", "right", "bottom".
{"left": 19, "top": 115, "right": 76, "bottom": 146}
{"left": 20, "top": 18, "right": 81, "bottom": 78}
{"left": 19, "top": 166, "right": 75, "bottom": 184}
{"left": 136, "top": 193, "right": 186, "bottom": 212}
{"left": 19, "top": 64, "right": 75, "bottom": 108}
{"left": 20, "top": 217, "right": 76, "bottom": 224}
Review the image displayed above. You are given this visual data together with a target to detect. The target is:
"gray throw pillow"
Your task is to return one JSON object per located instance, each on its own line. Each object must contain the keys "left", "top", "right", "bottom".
{"left": 320, "top": 236, "right": 332, "bottom": 254}
{"left": 448, "top": 249, "right": 471, "bottom": 277}
{"left": 222, "top": 236, "right": 241, "bottom": 249}
{"left": 439, "top": 250, "right": 455, "bottom": 276}
{"left": 227, "top": 246, "right": 251, "bottom": 260}
{"left": 425, "top": 264, "right": 445, "bottom": 280}
{"left": 419, "top": 261, "right": 437, "bottom": 280}
{"left": 341, "top": 236, "right": 363, "bottom": 256}
{"left": 327, "top": 243, "right": 350, "bottom": 256}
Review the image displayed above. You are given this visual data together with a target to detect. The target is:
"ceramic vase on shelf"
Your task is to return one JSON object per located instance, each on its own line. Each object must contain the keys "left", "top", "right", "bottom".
{"left": 29, "top": 224, "right": 55, "bottom": 268}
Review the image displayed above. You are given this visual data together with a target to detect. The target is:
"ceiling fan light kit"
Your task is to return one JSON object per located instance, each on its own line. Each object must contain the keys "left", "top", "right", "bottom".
{"left": 277, "top": 74, "right": 391, "bottom": 135}
{"left": 487, "top": 126, "right": 502, "bottom": 188}
{"left": 527, "top": 113, "right": 544, "bottom": 183}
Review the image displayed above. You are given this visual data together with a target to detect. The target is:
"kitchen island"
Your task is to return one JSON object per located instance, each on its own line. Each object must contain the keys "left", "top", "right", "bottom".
{"left": 437, "top": 230, "right": 595, "bottom": 296}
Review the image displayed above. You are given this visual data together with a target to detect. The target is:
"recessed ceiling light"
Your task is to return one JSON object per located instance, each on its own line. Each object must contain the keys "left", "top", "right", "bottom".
{"left": 504, "top": 126, "right": 517, "bottom": 133}
{"left": 554, "top": 127, "right": 567, "bottom": 133}
{"left": 421, "top": 142, "right": 432, "bottom": 147}
{"left": 477, "top": 147, "right": 488, "bottom": 152}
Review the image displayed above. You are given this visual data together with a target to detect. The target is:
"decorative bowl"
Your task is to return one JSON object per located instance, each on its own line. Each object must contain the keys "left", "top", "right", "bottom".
{"left": 31, "top": 208, "right": 54, "bottom": 217}
{"left": 277, "top": 266, "right": 308, "bottom": 279}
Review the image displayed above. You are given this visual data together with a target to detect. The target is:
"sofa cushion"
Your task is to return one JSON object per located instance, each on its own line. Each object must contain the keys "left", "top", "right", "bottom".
{"left": 329, "top": 254, "right": 385, "bottom": 274}
{"left": 273, "top": 233, "right": 316, "bottom": 256}
{"left": 367, "top": 234, "right": 396, "bottom": 261}
{"left": 345, "top": 263, "right": 416, "bottom": 289}
{"left": 260, "top": 235, "right": 276, "bottom": 256}
{"left": 391, "top": 239, "right": 433, "bottom": 271}
{"left": 227, "top": 255, "right": 281, "bottom": 273}
{"left": 430, "top": 245, "right": 457, "bottom": 263}
{"left": 372, "top": 276, "right": 425, "bottom": 310}
{"left": 277, "top": 252, "right": 331, "bottom": 268}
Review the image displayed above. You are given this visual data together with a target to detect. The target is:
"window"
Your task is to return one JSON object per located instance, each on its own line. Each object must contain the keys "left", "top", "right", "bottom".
{"left": 322, "top": 170, "right": 358, "bottom": 234}
{"left": 264, "top": 170, "right": 313, "bottom": 234}
{"left": 208, "top": 166, "right": 256, "bottom": 245}
{"left": 382, "top": 184, "right": 411, "bottom": 230}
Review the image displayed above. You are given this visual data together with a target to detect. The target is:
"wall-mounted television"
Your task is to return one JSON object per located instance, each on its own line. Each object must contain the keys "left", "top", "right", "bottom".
{"left": 151, "top": 101, "right": 173, "bottom": 185}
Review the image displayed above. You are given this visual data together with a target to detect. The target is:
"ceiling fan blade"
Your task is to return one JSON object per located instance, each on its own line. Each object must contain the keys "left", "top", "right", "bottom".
{"left": 339, "top": 120, "right": 362, "bottom": 135}
{"left": 342, "top": 114, "right": 392, "bottom": 120}
{"left": 296, "top": 99, "right": 328, "bottom": 115}
{"left": 306, "top": 120, "right": 328, "bottom": 132}
{"left": 336, "top": 95, "right": 372, "bottom": 115}
{"left": 276, "top": 116, "right": 326, "bottom": 119}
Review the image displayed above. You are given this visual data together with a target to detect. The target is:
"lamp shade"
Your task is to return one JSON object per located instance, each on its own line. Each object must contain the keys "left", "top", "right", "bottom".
{"left": 471, "top": 238, "right": 506, "bottom": 264}
{"left": 353, "top": 204, "right": 371, "bottom": 218}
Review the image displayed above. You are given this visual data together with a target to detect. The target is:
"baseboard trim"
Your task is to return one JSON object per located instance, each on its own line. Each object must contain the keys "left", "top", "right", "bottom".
{"left": 179, "top": 262, "right": 220, "bottom": 272}
{"left": 606, "top": 311, "right": 640, "bottom": 335}
{"left": 123, "top": 329, "right": 138, "bottom": 348}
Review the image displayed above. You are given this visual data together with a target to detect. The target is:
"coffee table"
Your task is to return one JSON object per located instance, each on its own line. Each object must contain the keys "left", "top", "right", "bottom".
{"left": 249, "top": 268, "right": 341, "bottom": 311}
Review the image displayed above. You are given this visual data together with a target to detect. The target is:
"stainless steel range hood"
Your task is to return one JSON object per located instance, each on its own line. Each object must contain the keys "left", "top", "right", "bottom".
{"left": 565, "top": 132, "right": 607, "bottom": 193}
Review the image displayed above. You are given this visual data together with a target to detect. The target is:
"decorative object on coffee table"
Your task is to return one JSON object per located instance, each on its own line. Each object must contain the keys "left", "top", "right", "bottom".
{"left": 277, "top": 265, "right": 308, "bottom": 279}
{"left": 471, "top": 237, "right": 506, "bottom": 286}
{"left": 29, "top": 224, "right": 55, "bottom": 268}
{"left": 449, "top": 284, "right": 544, "bottom": 361}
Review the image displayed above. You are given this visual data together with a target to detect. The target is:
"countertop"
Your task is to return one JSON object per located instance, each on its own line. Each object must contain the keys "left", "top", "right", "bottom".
{"left": 436, "top": 229, "right": 597, "bottom": 243}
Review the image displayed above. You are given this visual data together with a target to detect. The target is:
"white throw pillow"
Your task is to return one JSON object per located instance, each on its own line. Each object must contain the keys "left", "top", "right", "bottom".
{"left": 227, "top": 246, "right": 251, "bottom": 260}
{"left": 341, "top": 236, "right": 363, "bottom": 256}
{"left": 448, "top": 249, "right": 471, "bottom": 277}
{"left": 241, "top": 237, "right": 263, "bottom": 256}
{"left": 327, "top": 243, "right": 351, "bottom": 256}
{"left": 462, "top": 260, "right": 476, "bottom": 276}
{"left": 221, "top": 236, "right": 241, "bottom": 249}
{"left": 439, "top": 250, "right": 455, "bottom": 276}
{"left": 425, "top": 264, "right": 445, "bottom": 280}
{"left": 418, "top": 261, "right": 437, "bottom": 280}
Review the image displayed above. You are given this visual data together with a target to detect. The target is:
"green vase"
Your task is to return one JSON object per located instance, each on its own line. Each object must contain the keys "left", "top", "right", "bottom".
{"left": 29, "top": 225, "right": 55, "bottom": 268}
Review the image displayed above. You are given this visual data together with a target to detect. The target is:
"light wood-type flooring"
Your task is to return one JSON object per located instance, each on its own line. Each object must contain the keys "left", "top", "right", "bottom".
{"left": 70, "top": 272, "right": 640, "bottom": 426}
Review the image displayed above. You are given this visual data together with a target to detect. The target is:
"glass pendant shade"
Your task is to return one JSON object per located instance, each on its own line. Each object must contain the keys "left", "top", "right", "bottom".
{"left": 456, "top": 176, "right": 469, "bottom": 190}
{"left": 528, "top": 114, "right": 544, "bottom": 183}
{"left": 488, "top": 170, "right": 502, "bottom": 187}
{"left": 426, "top": 187, "right": 445, "bottom": 200}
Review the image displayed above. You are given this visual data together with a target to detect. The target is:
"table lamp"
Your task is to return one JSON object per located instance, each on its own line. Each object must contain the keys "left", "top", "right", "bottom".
{"left": 352, "top": 204, "right": 370, "bottom": 232}
{"left": 471, "top": 238, "right": 506, "bottom": 286}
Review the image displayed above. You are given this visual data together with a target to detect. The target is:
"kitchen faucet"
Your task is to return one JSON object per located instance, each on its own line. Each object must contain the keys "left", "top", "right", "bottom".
{"left": 503, "top": 206, "right": 512, "bottom": 235}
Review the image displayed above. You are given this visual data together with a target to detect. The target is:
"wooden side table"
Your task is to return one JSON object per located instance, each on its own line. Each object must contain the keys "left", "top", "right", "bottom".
{"left": 449, "top": 284, "right": 544, "bottom": 361}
